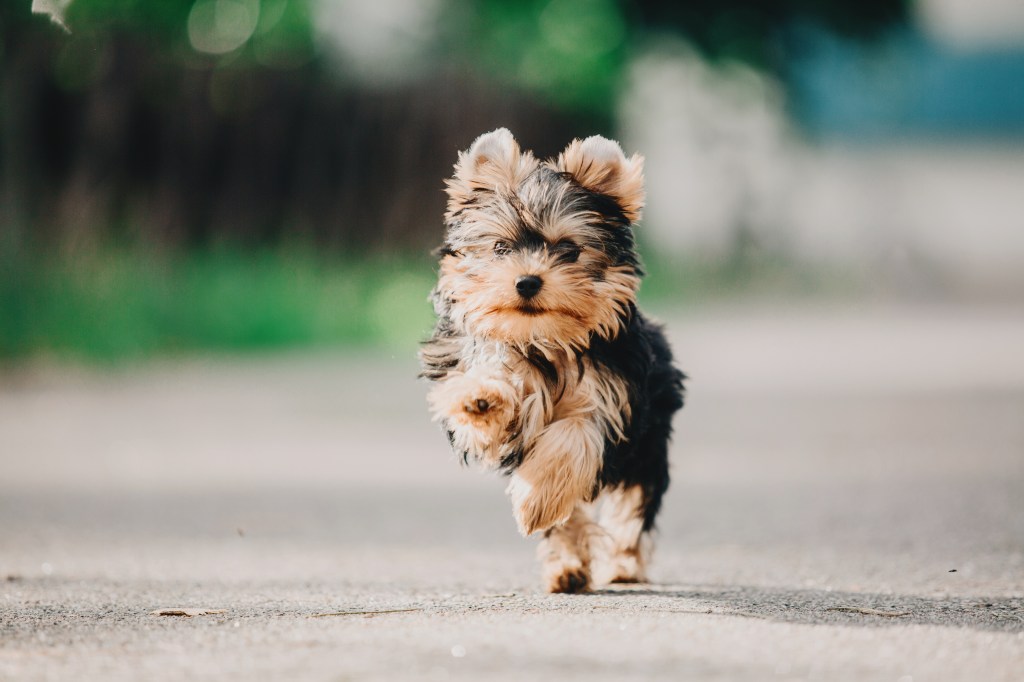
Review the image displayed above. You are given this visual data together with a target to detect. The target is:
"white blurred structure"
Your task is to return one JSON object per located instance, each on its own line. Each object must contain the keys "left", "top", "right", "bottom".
{"left": 919, "top": 0, "right": 1024, "bottom": 48}
{"left": 312, "top": 0, "right": 443, "bottom": 83}
{"left": 621, "top": 40, "right": 1024, "bottom": 294}
{"left": 620, "top": 43, "right": 794, "bottom": 259}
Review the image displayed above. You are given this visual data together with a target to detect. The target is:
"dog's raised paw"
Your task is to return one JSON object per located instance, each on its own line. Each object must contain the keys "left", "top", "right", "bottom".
{"left": 463, "top": 397, "right": 491, "bottom": 415}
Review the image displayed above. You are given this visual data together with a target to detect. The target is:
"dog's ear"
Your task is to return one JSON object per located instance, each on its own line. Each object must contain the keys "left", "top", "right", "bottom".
{"left": 446, "top": 129, "right": 535, "bottom": 216}
{"left": 458, "top": 128, "right": 521, "bottom": 179}
{"left": 555, "top": 136, "right": 644, "bottom": 223}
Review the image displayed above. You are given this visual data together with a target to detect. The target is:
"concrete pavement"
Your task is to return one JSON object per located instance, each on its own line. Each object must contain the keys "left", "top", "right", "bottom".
{"left": 1, "top": 303, "right": 1022, "bottom": 680}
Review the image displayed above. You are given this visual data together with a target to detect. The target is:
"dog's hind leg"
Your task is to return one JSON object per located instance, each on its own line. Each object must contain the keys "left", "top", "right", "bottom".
{"left": 596, "top": 485, "right": 652, "bottom": 584}
{"left": 597, "top": 357, "right": 679, "bottom": 584}
{"left": 538, "top": 504, "right": 599, "bottom": 593}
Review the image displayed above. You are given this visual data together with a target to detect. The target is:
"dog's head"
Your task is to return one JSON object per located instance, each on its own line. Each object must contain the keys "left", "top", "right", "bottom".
{"left": 434, "top": 128, "right": 645, "bottom": 350}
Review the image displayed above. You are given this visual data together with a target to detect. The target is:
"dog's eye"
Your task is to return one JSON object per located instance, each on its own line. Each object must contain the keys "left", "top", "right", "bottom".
{"left": 551, "top": 241, "right": 581, "bottom": 263}
{"left": 493, "top": 241, "right": 511, "bottom": 256}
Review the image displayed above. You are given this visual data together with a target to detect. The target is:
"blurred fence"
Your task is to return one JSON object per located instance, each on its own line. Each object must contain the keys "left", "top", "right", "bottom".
{"left": 24, "top": 1, "right": 1016, "bottom": 361}
{"left": 0, "top": 18, "right": 581, "bottom": 254}
{"left": 2, "top": 0, "right": 913, "bottom": 257}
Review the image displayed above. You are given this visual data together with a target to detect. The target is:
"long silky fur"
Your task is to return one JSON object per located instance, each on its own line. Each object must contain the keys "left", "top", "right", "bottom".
{"left": 420, "top": 129, "right": 685, "bottom": 592}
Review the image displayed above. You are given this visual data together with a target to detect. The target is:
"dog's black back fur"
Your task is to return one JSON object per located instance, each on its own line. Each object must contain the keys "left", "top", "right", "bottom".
{"left": 589, "top": 308, "right": 685, "bottom": 530}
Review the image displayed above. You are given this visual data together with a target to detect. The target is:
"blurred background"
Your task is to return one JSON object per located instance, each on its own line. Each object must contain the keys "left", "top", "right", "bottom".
{"left": 3, "top": 0, "right": 1022, "bottom": 363}
{"left": 2, "top": 4, "right": 1023, "bottom": 678}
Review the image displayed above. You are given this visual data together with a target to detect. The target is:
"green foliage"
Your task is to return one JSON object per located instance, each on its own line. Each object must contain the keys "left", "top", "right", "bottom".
{"left": 0, "top": 247, "right": 437, "bottom": 362}
{"left": 61, "top": 0, "right": 317, "bottom": 68}
{"left": 64, "top": 0, "right": 194, "bottom": 39}
{"left": 440, "top": 0, "right": 910, "bottom": 119}
{"left": 449, "top": 0, "right": 629, "bottom": 116}
{"left": 0, "top": 240, "right": 864, "bottom": 364}
{"left": 29, "top": 0, "right": 911, "bottom": 119}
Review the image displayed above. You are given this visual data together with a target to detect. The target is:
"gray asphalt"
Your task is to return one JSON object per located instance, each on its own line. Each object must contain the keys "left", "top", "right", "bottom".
{"left": 1, "top": 304, "right": 1023, "bottom": 681}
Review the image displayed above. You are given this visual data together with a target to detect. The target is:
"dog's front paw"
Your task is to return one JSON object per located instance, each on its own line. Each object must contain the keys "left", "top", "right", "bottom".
{"left": 428, "top": 371, "right": 517, "bottom": 464}
{"left": 455, "top": 389, "right": 512, "bottom": 429}
{"left": 538, "top": 518, "right": 594, "bottom": 593}
{"left": 463, "top": 397, "right": 493, "bottom": 415}
{"left": 545, "top": 564, "right": 591, "bottom": 594}
{"left": 429, "top": 372, "right": 515, "bottom": 425}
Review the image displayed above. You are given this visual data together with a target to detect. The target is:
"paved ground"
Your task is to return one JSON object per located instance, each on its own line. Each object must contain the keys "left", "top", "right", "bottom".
{"left": 1, "top": 304, "right": 1023, "bottom": 681}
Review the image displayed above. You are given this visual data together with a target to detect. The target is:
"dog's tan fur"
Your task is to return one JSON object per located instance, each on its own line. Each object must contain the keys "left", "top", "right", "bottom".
{"left": 537, "top": 504, "right": 600, "bottom": 593}
{"left": 423, "top": 129, "right": 683, "bottom": 593}
{"left": 440, "top": 129, "right": 642, "bottom": 353}
{"left": 428, "top": 129, "right": 647, "bottom": 538}
{"left": 596, "top": 485, "right": 650, "bottom": 583}
{"left": 429, "top": 341, "right": 633, "bottom": 535}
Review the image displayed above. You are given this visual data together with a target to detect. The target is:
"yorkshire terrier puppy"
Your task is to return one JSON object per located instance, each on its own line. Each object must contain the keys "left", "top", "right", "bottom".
{"left": 421, "top": 128, "right": 685, "bottom": 593}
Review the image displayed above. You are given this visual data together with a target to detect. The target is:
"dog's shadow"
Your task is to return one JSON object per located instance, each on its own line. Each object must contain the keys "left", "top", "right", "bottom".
{"left": 577, "top": 583, "right": 1024, "bottom": 632}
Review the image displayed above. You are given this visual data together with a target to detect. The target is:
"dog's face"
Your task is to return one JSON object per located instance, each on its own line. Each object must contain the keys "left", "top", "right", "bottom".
{"left": 435, "top": 129, "right": 645, "bottom": 350}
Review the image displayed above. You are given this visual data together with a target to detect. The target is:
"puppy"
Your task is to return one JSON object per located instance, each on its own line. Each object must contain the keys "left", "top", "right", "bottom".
{"left": 421, "top": 128, "right": 685, "bottom": 593}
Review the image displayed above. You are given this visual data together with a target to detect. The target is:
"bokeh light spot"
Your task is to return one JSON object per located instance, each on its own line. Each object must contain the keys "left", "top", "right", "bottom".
{"left": 539, "top": 0, "right": 625, "bottom": 58}
{"left": 188, "top": 0, "right": 261, "bottom": 55}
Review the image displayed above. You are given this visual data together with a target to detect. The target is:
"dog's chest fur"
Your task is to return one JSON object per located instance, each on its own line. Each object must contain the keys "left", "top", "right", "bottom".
{"left": 435, "top": 330, "right": 631, "bottom": 471}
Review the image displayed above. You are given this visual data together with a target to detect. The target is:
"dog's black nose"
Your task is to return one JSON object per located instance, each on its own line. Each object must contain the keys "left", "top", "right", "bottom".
{"left": 515, "top": 275, "right": 543, "bottom": 299}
